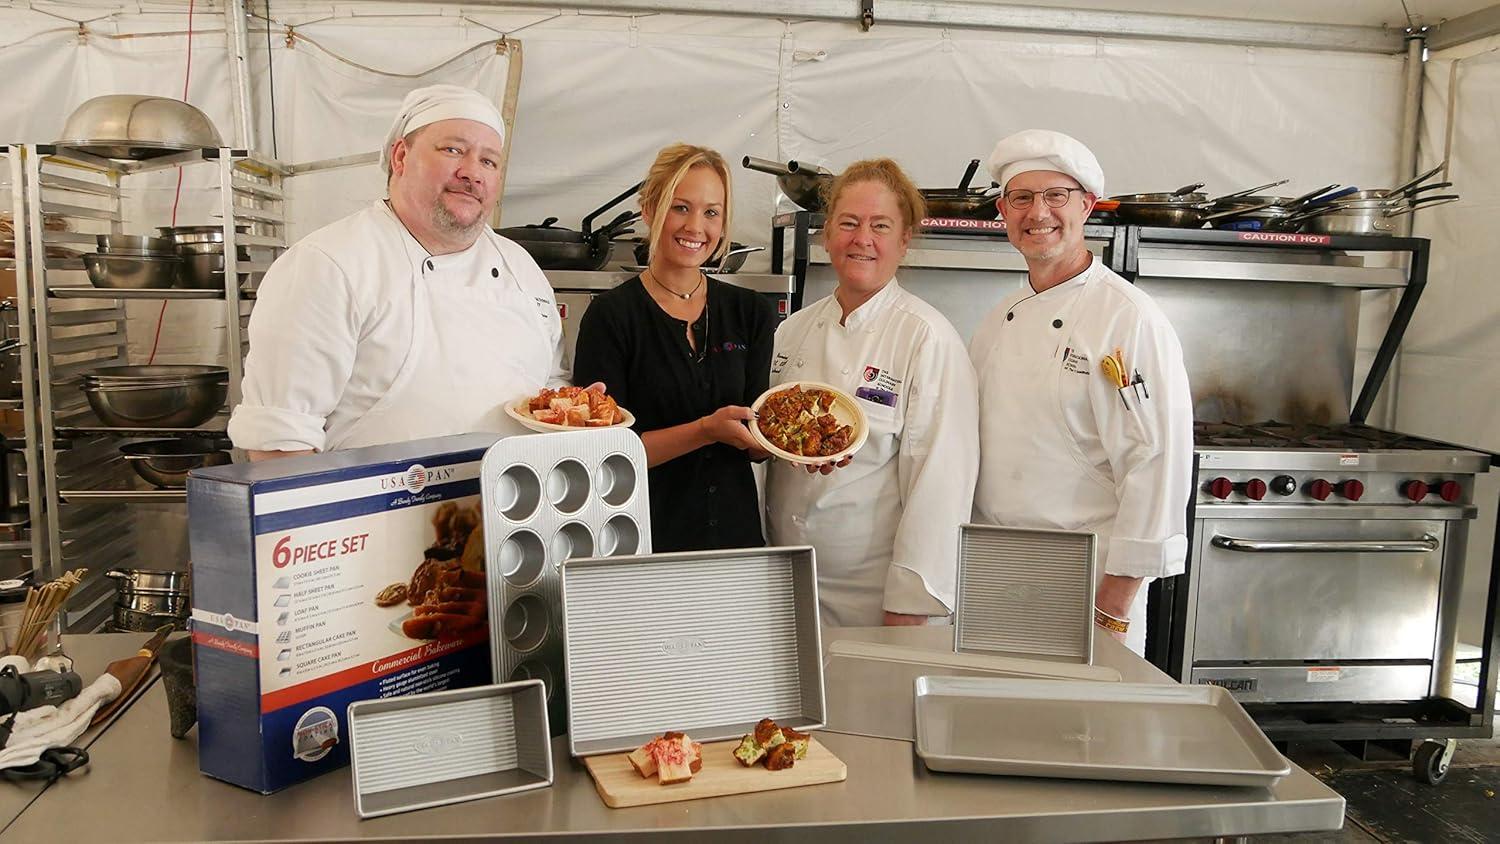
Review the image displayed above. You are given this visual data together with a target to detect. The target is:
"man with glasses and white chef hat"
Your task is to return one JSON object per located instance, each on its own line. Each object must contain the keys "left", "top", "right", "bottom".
{"left": 969, "top": 129, "right": 1194, "bottom": 655}
{"left": 230, "top": 84, "right": 568, "bottom": 458}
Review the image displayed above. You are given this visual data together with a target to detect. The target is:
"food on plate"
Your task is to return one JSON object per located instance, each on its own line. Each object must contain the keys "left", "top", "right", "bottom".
{"left": 734, "top": 717, "right": 808, "bottom": 772}
{"left": 756, "top": 385, "right": 854, "bottom": 458}
{"left": 521, "top": 385, "right": 623, "bottom": 428}
{"left": 627, "top": 731, "right": 703, "bottom": 785}
{"left": 783, "top": 726, "right": 810, "bottom": 760}
{"left": 765, "top": 742, "right": 797, "bottom": 771}
{"left": 401, "top": 561, "right": 487, "bottom": 639}
{"left": 374, "top": 583, "right": 408, "bottom": 607}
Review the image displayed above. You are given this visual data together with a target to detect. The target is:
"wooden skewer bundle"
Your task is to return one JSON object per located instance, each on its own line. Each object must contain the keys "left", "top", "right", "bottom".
{"left": 9, "top": 568, "right": 86, "bottom": 661}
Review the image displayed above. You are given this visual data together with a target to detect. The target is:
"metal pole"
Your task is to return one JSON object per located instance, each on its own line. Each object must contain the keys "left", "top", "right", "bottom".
{"left": 224, "top": 0, "right": 257, "bottom": 152}
{"left": 1395, "top": 29, "right": 1427, "bottom": 239}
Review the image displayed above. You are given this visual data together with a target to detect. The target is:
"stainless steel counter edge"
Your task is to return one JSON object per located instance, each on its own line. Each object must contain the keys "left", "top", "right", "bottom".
{"left": 3, "top": 631, "right": 1346, "bottom": 843}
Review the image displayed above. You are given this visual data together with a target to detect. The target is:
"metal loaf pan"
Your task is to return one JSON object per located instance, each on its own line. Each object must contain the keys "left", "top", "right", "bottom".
{"left": 913, "top": 675, "right": 1291, "bottom": 787}
{"left": 955, "top": 524, "right": 1096, "bottom": 663}
{"left": 562, "top": 546, "right": 825, "bottom": 757}
{"left": 824, "top": 640, "right": 1120, "bottom": 741}
{"left": 480, "top": 429, "right": 652, "bottom": 734}
{"left": 347, "top": 680, "right": 552, "bottom": 819}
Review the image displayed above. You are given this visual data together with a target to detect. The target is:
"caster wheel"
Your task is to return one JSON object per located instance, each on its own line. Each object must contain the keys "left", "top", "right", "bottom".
{"left": 1414, "top": 740, "right": 1452, "bottom": 786}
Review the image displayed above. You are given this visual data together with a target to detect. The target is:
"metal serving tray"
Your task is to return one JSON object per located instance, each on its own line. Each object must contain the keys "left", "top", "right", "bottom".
{"left": 562, "top": 546, "right": 825, "bottom": 757}
{"left": 913, "top": 675, "right": 1291, "bottom": 787}
{"left": 824, "top": 640, "right": 1120, "bottom": 741}
{"left": 955, "top": 524, "right": 1096, "bottom": 663}
{"left": 347, "top": 680, "right": 552, "bottom": 819}
{"left": 481, "top": 429, "right": 651, "bottom": 734}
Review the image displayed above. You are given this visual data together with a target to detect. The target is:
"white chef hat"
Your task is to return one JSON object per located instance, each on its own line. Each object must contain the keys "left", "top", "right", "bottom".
{"left": 381, "top": 84, "right": 506, "bottom": 174}
{"left": 986, "top": 129, "right": 1105, "bottom": 197}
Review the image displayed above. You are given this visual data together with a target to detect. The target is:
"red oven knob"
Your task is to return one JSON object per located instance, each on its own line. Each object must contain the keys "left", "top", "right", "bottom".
{"left": 1436, "top": 480, "right": 1462, "bottom": 503}
{"left": 1336, "top": 479, "right": 1364, "bottom": 501}
{"left": 1207, "top": 477, "right": 1234, "bottom": 500}
{"left": 1402, "top": 480, "right": 1430, "bottom": 503}
{"left": 1305, "top": 479, "right": 1333, "bottom": 501}
{"left": 1239, "top": 478, "right": 1267, "bottom": 501}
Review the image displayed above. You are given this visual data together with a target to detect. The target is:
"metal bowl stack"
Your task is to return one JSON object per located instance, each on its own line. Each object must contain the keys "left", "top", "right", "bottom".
{"left": 80, "top": 364, "right": 229, "bottom": 428}
{"left": 55, "top": 94, "right": 222, "bottom": 161}
{"left": 158, "top": 225, "right": 252, "bottom": 290}
{"left": 84, "top": 234, "right": 182, "bottom": 289}
{"left": 119, "top": 437, "right": 231, "bottom": 487}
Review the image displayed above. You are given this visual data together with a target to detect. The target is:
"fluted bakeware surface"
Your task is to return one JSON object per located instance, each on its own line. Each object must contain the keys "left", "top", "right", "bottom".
{"left": 480, "top": 429, "right": 651, "bottom": 735}
{"left": 955, "top": 524, "right": 1096, "bottom": 663}
{"left": 348, "top": 680, "right": 552, "bottom": 818}
{"left": 562, "top": 545, "right": 825, "bottom": 757}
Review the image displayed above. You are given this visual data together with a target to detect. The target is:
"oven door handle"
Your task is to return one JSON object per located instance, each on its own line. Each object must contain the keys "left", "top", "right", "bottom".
{"left": 1210, "top": 534, "right": 1440, "bottom": 554}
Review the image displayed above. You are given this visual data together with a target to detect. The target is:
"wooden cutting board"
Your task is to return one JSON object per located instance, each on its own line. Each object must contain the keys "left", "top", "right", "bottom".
{"left": 584, "top": 737, "right": 847, "bottom": 808}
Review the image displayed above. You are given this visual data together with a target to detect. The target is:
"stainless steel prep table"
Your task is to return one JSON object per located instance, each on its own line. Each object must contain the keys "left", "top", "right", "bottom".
{"left": 6, "top": 629, "right": 1344, "bottom": 842}
{"left": 0, "top": 631, "right": 154, "bottom": 835}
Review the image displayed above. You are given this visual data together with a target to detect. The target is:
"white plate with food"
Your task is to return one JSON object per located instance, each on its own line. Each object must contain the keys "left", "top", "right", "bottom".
{"left": 750, "top": 381, "right": 869, "bottom": 465}
{"left": 506, "top": 386, "right": 636, "bottom": 433}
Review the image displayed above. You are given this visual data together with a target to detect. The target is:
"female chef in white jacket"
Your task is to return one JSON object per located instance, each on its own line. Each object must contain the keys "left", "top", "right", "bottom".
{"left": 765, "top": 159, "right": 979, "bottom": 627}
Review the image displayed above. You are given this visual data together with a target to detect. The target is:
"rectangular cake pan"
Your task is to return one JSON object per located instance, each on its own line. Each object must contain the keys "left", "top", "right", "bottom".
{"left": 955, "top": 524, "right": 1096, "bottom": 663}
{"left": 914, "top": 675, "right": 1290, "bottom": 787}
{"left": 348, "top": 680, "right": 552, "bottom": 819}
{"left": 562, "top": 546, "right": 825, "bottom": 757}
{"left": 823, "top": 640, "right": 1120, "bottom": 741}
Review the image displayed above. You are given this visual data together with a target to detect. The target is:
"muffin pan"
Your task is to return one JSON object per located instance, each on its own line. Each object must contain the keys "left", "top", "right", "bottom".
{"left": 561, "top": 546, "right": 826, "bottom": 757}
{"left": 480, "top": 429, "right": 652, "bottom": 734}
{"left": 954, "top": 524, "right": 1097, "bottom": 664}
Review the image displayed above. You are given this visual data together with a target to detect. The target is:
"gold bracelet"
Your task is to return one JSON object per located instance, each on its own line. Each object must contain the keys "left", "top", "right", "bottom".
{"left": 1093, "top": 608, "right": 1129, "bottom": 634}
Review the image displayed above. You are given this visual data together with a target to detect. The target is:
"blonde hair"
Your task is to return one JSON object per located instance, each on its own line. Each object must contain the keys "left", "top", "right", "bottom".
{"left": 639, "top": 143, "right": 734, "bottom": 264}
{"left": 822, "top": 158, "right": 926, "bottom": 234}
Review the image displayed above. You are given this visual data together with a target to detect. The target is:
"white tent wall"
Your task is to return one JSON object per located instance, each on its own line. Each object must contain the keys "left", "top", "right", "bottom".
{"left": 1402, "top": 35, "right": 1500, "bottom": 648}
{"left": 0, "top": 3, "right": 1414, "bottom": 572}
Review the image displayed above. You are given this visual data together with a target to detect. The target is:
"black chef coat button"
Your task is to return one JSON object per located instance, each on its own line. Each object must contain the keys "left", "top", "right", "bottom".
{"left": 708, "top": 485, "right": 718, "bottom": 493}
{"left": 1005, "top": 312, "right": 1014, "bottom": 321}
{"left": 491, "top": 267, "right": 499, "bottom": 278}
{"left": 708, "top": 519, "right": 718, "bottom": 527}
{"left": 425, "top": 260, "right": 434, "bottom": 271}
{"left": 1052, "top": 318, "right": 1063, "bottom": 328}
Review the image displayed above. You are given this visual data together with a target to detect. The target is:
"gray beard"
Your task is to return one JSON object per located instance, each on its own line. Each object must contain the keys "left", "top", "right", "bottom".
{"left": 432, "top": 195, "right": 486, "bottom": 238}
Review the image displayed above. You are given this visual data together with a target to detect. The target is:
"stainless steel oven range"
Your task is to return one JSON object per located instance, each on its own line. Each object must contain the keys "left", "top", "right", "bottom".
{"left": 1179, "top": 421, "right": 1490, "bottom": 711}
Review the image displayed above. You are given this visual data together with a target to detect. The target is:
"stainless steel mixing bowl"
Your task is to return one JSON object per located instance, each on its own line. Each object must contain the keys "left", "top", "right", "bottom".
{"left": 80, "top": 366, "right": 228, "bottom": 428}
{"left": 55, "top": 95, "right": 223, "bottom": 160}
{"left": 119, "top": 438, "right": 231, "bottom": 487}
{"left": 83, "top": 253, "right": 182, "bottom": 289}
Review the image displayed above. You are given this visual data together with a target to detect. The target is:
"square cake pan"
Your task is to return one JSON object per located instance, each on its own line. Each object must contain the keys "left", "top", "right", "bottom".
{"left": 562, "top": 545, "right": 825, "bottom": 757}
{"left": 955, "top": 524, "right": 1096, "bottom": 663}
{"left": 348, "top": 680, "right": 552, "bottom": 819}
{"left": 914, "top": 675, "right": 1291, "bottom": 787}
{"left": 823, "top": 640, "right": 1120, "bottom": 741}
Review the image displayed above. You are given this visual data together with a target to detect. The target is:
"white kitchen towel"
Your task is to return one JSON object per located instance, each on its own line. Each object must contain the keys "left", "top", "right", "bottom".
{"left": 0, "top": 664, "right": 121, "bottom": 770}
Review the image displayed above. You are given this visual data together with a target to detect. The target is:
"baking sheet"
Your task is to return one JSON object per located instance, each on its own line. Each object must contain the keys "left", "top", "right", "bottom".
{"left": 562, "top": 546, "right": 824, "bottom": 757}
{"left": 914, "top": 675, "right": 1290, "bottom": 787}
{"left": 824, "top": 640, "right": 1120, "bottom": 741}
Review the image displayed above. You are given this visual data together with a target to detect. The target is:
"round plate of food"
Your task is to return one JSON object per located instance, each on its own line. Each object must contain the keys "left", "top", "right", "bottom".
{"left": 750, "top": 381, "right": 869, "bottom": 465}
{"left": 506, "top": 387, "right": 636, "bottom": 433}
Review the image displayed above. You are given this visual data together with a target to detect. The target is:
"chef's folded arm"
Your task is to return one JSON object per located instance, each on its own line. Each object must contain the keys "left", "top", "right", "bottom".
{"left": 885, "top": 326, "right": 982, "bottom": 616}
{"left": 228, "top": 246, "right": 362, "bottom": 455}
{"left": 1094, "top": 313, "right": 1194, "bottom": 581}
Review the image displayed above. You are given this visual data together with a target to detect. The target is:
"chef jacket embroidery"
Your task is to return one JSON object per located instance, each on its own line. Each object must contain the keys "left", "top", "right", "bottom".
{"left": 1062, "top": 347, "right": 1091, "bottom": 375}
{"left": 771, "top": 352, "right": 789, "bottom": 374}
{"left": 855, "top": 364, "right": 902, "bottom": 408}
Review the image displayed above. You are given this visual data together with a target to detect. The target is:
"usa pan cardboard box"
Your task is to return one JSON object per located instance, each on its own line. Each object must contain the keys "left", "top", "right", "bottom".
{"left": 187, "top": 433, "right": 500, "bottom": 793}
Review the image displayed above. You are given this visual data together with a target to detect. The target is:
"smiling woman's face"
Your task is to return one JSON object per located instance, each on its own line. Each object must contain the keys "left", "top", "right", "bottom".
{"left": 824, "top": 179, "right": 911, "bottom": 297}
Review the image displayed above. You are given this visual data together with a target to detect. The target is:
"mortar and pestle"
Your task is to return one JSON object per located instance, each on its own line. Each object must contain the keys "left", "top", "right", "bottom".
{"left": 157, "top": 635, "right": 196, "bottom": 738}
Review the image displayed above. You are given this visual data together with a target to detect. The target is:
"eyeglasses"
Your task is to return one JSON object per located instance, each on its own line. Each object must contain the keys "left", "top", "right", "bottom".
{"left": 1003, "top": 187, "right": 1087, "bottom": 210}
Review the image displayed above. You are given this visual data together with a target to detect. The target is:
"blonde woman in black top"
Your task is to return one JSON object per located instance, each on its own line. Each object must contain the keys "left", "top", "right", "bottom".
{"left": 573, "top": 144, "right": 776, "bottom": 552}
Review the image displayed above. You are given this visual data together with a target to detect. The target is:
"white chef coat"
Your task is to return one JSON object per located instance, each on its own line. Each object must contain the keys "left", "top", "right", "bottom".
{"left": 766, "top": 280, "right": 979, "bottom": 627}
{"left": 230, "top": 200, "right": 568, "bottom": 452}
{"left": 970, "top": 257, "right": 1193, "bottom": 653}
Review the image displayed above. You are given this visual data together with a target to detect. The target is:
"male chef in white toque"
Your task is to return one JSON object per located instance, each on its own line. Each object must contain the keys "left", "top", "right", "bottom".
{"left": 229, "top": 84, "right": 567, "bottom": 458}
{"left": 970, "top": 129, "right": 1194, "bottom": 655}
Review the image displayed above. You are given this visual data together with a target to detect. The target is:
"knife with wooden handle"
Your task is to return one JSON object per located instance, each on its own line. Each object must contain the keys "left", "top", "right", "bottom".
{"left": 88, "top": 624, "right": 176, "bottom": 728}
